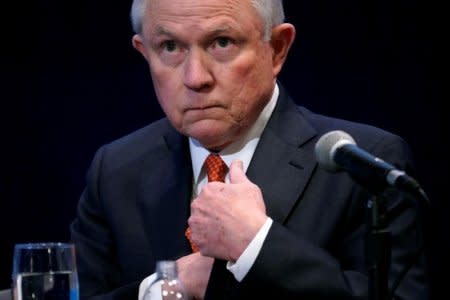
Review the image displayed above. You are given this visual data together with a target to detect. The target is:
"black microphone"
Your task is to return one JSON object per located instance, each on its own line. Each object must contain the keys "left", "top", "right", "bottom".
{"left": 316, "top": 130, "right": 430, "bottom": 299}
{"left": 314, "top": 130, "right": 425, "bottom": 196}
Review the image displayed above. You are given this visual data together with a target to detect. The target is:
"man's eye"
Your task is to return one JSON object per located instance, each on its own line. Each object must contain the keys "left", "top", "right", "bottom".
{"left": 162, "top": 40, "right": 177, "bottom": 52}
{"left": 215, "top": 37, "right": 232, "bottom": 48}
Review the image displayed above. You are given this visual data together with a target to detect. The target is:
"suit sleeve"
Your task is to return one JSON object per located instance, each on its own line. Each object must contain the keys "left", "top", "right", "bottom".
{"left": 70, "top": 146, "right": 140, "bottom": 300}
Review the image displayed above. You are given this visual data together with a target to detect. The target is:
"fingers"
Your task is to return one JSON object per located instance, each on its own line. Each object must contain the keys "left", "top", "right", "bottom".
{"left": 229, "top": 159, "right": 247, "bottom": 184}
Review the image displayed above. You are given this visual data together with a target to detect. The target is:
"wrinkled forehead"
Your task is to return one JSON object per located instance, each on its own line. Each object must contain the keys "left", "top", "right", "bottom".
{"left": 144, "top": 0, "right": 261, "bottom": 24}
{"left": 146, "top": 0, "right": 255, "bottom": 9}
{"left": 142, "top": 0, "right": 264, "bottom": 37}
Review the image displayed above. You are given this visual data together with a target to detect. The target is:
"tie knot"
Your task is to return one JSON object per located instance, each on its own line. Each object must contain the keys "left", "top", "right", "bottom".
{"left": 204, "top": 154, "right": 228, "bottom": 182}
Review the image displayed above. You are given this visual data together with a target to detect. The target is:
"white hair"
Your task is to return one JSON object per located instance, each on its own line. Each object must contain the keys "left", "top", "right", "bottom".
{"left": 130, "top": 0, "right": 285, "bottom": 40}
{"left": 251, "top": 0, "right": 285, "bottom": 40}
{"left": 130, "top": 0, "right": 146, "bottom": 35}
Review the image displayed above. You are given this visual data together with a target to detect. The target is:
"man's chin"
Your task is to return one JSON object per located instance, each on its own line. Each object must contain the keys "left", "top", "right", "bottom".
{"left": 185, "top": 126, "right": 234, "bottom": 151}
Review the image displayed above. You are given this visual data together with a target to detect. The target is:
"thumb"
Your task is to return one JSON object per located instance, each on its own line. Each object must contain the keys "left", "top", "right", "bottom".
{"left": 229, "top": 159, "right": 248, "bottom": 184}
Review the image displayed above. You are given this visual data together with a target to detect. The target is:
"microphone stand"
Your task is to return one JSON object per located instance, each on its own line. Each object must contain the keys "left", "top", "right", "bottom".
{"left": 365, "top": 193, "right": 391, "bottom": 300}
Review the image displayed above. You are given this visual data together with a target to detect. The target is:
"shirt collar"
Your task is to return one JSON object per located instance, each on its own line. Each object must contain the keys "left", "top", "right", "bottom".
{"left": 189, "top": 84, "right": 279, "bottom": 183}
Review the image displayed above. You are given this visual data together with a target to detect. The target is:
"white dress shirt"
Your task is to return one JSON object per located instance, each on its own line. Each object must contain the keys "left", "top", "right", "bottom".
{"left": 138, "top": 84, "right": 279, "bottom": 300}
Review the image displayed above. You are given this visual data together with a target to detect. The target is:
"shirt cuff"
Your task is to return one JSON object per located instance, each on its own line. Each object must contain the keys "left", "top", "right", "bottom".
{"left": 138, "top": 273, "right": 158, "bottom": 300}
{"left": 226, "top": 217, "right": 273, "bottom": 282}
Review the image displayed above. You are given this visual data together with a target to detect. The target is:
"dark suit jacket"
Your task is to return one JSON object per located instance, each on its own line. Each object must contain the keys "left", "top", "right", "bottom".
{"left": 70, "top": 84, "right": 429, "bottom": 299}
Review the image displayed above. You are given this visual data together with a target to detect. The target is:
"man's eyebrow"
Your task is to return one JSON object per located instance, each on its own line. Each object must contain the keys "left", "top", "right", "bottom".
{"left": 152, "top": 25, "right": 233, "bottom": 37}
{"left": 208, "top": 26, "right": 233, "bottom": 35}
{"left": 211, "top": 25, "right": 231, "bottom": 33}
{"left": 153, "top": 26, "right": 175, "bottom": 37}
{"left": 201, "top": 26, "right": 238, "bottom": 41}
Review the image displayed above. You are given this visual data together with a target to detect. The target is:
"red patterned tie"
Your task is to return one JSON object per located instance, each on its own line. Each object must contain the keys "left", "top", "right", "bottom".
{"left": 185, "top": 154, "right": 228, "bottom": 252}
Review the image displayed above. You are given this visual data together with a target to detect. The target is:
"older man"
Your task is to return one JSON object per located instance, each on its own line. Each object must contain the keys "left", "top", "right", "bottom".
{"left": 71, "top": 0, "right": 429, "bottom": 299}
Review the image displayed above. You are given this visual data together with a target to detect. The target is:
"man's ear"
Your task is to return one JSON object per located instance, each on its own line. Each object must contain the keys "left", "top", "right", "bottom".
{"left": 270, "top": 23, "right": 296, "bottom": 77}
{"left": 132, "top": 34, "right": 148, "bottom": 60}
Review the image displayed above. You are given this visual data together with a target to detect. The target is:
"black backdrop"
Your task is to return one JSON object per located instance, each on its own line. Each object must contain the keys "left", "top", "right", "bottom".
{"left": 1, "top": 0, "right": 446, "bottom": 298}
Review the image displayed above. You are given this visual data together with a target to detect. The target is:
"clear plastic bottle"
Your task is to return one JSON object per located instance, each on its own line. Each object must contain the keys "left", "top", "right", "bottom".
{"left": 143, "top": 260, "right": 188, "bottom": 300}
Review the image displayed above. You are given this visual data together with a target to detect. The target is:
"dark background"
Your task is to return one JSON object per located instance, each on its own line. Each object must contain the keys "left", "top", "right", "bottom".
{"left": 1, "top": 0, "right": 446, "bottom": 298}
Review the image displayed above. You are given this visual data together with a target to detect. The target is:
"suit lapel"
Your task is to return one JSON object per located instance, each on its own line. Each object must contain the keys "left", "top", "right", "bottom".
{"left": 205, "top": 85, "right": 319, "bottom": 300}
{"left": 247, "top": 85, "right": 318, "bottom": 224}
{"left": 138, "top": 125, "right": 193, "bottom": 261}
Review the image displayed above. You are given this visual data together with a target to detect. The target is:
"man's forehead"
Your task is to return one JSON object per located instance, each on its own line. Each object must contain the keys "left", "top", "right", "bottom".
{"left": 147, "top": 0, "right": 252, "bottom": 7}
{"left": 143, "top": 0, "right": 262, "bottom": 37}
{"left": 146, "top": 0, "right": 255, "bottom": 17}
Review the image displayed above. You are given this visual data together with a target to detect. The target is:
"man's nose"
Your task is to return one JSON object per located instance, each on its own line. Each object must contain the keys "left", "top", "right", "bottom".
{"left": 183, "top": 49, "right": 214, "bottom": 91}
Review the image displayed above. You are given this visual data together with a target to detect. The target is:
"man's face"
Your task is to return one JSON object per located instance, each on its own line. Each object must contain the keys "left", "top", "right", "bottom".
{"left": 134, "top": 0, "right": 278, "bottom": 150}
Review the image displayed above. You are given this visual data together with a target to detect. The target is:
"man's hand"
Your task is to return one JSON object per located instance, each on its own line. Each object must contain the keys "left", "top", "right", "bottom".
{"left": 188, "top": 159, "right": 267, "bottom": 261}
{"left": 176, "top": 253, "right": 214, "bottom": 300}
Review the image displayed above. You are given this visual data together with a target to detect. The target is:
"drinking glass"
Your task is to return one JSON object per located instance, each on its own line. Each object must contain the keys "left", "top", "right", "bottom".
{"left": 11, "top": 242, "right": 79, "bottom": 300}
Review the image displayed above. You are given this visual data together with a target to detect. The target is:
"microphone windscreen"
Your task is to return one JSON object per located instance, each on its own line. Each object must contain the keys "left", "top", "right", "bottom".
{"left": 314, "top": 130, "right": 355, "bottom": 172}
